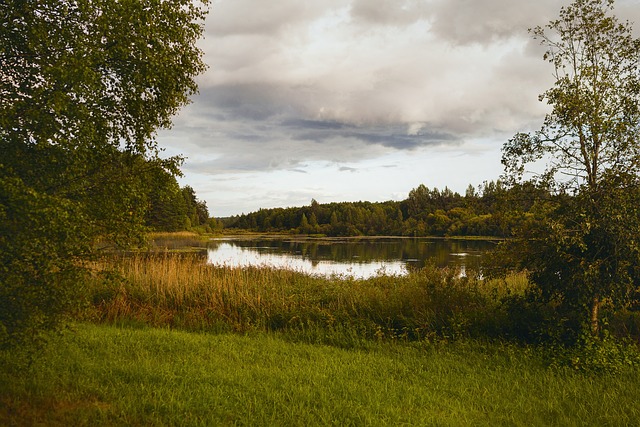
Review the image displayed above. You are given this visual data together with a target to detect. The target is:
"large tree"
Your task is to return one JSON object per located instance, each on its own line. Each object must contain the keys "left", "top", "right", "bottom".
{"left": 500, "top": 0, "right": 640, "bottom": 337}
{"left": 0, "top": 0, "right": 209, "bottom": 347}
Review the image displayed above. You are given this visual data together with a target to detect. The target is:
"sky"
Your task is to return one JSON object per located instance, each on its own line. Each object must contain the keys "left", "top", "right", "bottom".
{"left": 156, "top": 0, "right": 640, "bottom": 218}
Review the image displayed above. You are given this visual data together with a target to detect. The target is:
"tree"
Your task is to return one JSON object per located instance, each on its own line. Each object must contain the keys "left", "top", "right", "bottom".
{"left": 0, "top": 0, "right": 209, "bottom": 347}
{"left": 298, "top": 213, "right": 310, "bottom": 234}
{"left": 145, "top": 165, "right": 189, "bottom": 232}
{"left": 181, "top": 185, "right": 209, "bottom": 229}
{"left": 500, "top": 0, "right": 640, "bottom": 337}
{"left": 405, "top": 184, "right": 432, "bottom": 218}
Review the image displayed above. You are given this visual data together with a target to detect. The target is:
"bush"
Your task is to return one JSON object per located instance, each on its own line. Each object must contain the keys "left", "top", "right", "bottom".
{"left": 545, "top": 333, "right": 640, "bottom": 373}
{"left": 0, "top": 177, "right": 88, "bottom": 349}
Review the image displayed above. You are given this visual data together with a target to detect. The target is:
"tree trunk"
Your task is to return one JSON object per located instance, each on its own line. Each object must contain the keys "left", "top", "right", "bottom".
{"left": 590, "top": 297, "right": 600, "bottom": 336}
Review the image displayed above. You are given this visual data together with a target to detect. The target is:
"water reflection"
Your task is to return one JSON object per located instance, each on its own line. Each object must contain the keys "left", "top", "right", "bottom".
{"left": 206, "top": 238, "right": 496, "bottom": 279}
{"left": 208, "top": 242, "right": 407, "bottom": 278}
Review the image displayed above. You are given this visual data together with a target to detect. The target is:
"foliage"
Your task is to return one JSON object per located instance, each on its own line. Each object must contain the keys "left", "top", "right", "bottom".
{"left": 503, "top": 0, "right": 640, "bottom": 191}
{"left": 83, "top": 253, "right": 536, "bottom": 344}
{"left": 0, "top": 175, "right": 88, "bottom": 348}
{"left": 81, "top": 249, "right": 640, "bottom": 374}
{"left": 497, "top": 0, "right": 640, "bottom": 338}
{"left": 144, "top": 169, "right": 212, "bottom": 232}
{"left": 224, "top": 181, "right": 531, "bottom": 238}
{"left": 545, "top": 332, "right": 640, "bottom": 373}
{"left": 144, "top": 163, "right": 190, "bottom": 232}
{"left": 0, "top": 0, "right": 209, "bottom": 348}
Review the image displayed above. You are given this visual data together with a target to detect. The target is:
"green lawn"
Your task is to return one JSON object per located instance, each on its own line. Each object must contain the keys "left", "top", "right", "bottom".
{"left": 1, "top": 324, "right": 639, "bottom": 426}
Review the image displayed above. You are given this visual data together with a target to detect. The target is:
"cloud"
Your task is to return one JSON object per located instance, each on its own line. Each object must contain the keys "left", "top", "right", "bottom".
{"left": 168, "top": 80, "right": 464, "bottom": 176}
{"left": 281, "top": 118, "right": 347, "bottom": 130}
{"left": 350, "top": 0, "right": 431, "bottom": 26}
{"left": 193, "top": 1, "right": 638, "bottom": 136}
{"left": 198, "top": 1, "right": 557, "bottom": 138}
{"left": 160, "top": 0, "right": 640, "bottom": 215}
{"left": 207, "top": 0, "right": 337, "bottom": 36}
{"left": 339, "top": 166, "right": 358, "bottom": 172}
{"left": 429, "top": 0, "right": 573, "bottom": 45}
{"left": 170, "top": 110, "right": 453, "bottom": 176}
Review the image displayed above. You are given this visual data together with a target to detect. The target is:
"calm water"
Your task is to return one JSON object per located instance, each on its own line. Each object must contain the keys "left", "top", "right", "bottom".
{"left": 206, "top": 237, "right": 497, "bottom": 279}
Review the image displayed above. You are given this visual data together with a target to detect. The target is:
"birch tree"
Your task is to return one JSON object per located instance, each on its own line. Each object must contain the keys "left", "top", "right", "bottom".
{"left": 501, "top": 0, "right": 640, "bottom": 337}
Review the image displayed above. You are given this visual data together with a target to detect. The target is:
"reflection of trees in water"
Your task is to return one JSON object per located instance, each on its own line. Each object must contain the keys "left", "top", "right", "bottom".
{"left": 215, "top": 238, "right": 495, "bottom": 268}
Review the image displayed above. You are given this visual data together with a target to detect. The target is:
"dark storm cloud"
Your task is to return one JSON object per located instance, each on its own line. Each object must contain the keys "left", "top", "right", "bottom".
{"left": 281, "top": 119, "right": 347, "bottom": 130}
{"left": 203, "top": 84, "right": 300, "bottom": 121}
{"left": 180, "top": 81, "right": 461, "bottom": 161}
{"left": 292, "top": 124, "right": 456, "bottom": 150}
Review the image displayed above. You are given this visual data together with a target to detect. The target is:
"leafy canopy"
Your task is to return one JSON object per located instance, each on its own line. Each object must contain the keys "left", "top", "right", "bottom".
{"left": 497, "top": 0, "right": 640, "bottom": 339}
{"left": 0, "top": 0, "right": 209, "bottom": 348}
{"left": 502, "top": 0, "right": 640, "bottom": 192}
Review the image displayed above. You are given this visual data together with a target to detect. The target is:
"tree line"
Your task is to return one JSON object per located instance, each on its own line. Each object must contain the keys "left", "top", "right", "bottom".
{"left": 222, "top": 181, "right": 547, "bottom": 238}
{"left": 144, "top": 165, "right": 218, "bottom": 233}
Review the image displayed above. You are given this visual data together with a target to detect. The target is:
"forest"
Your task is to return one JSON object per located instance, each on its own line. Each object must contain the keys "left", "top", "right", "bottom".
{"left": 144, "top": 168, "right": 218, "bottom": 234}
{"left": 222, "top": 181, "right": 548, "bottom": 238}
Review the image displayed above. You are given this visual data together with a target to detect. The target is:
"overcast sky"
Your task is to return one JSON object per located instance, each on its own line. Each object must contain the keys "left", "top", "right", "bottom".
{"left": 157, "top": 0, "right": 640, "bottom": 217}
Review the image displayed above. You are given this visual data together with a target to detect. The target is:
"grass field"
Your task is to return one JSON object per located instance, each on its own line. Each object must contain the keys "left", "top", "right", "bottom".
{"left": 2, "top": 323, "right": 639, "bottom": 426}
{"left": 3, "top": 248, "right": 639, "bottom": 425}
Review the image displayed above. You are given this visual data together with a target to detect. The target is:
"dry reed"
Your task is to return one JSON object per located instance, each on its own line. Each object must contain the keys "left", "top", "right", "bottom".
{"left": 85, "top": 253, "right": 529, "bottom": 342}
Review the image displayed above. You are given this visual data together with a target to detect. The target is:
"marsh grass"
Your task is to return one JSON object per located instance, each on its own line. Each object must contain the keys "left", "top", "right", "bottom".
{"left": 84, "top": 253, "right": 529, "bottom": 344}
{"left": 147, "top": 231, "right": 210, "bottom": 251}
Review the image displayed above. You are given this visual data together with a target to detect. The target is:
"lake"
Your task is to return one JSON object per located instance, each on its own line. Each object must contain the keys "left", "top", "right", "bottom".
{"left": 204, "top": 237, "right": 498, "bottom": 279}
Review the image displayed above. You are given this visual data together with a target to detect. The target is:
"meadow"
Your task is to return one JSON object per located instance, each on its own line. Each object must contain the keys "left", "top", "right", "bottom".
{"left": 2, "top": 323, "right": 640, "bottom": 426}
{"left": 2, "top": 247, "right": 640, "bottom": 425}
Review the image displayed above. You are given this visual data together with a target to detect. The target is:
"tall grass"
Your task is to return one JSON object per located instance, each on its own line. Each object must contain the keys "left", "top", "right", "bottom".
{"left": 85, "top": 253, "right": 528, "bottom": 344}
{"left": 147, "top": 231, "right": 210, "bottom": 251}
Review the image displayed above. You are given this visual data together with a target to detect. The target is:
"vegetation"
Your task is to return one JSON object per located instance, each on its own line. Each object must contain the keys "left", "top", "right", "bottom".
{"left": 84, "top": 253, "right": 527, "bottom": 343}
{"left": 496, "top": 0, "right": 640, "bottom": 339}
{"left": 0, "top": 243, "right": 634, "bottom": 423}
{"left": 80, "top": 253, "right": 640, "bottom": 364}
{"left": 2, "top": 0, "right": 640, "bottom": 422}
{"left": 223, "top": 180, "right": 538, "bottom": 238}
{"left": 146, "top": 178, "right": 218, "bottom": 233}
{"left": 2, "top": 324, "right": 640, "bottom": 426}
{"left": 0, "top": 0, "right": 209, "bottom": 347}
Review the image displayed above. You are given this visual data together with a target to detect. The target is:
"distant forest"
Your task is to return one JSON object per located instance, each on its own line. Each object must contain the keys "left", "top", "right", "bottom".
{"left": 222, "top": 181, "right": 549, "bottom": 238}
{"left": 144, "top": 167, "right": 219, "bottom": 233}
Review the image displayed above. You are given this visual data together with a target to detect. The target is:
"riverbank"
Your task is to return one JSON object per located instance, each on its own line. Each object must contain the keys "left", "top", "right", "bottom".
{"left": 2, "top": 323, "right": 639, "bottom": 426}
{"left": 188, "top": 229, "right": 505, "bottom": 241}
